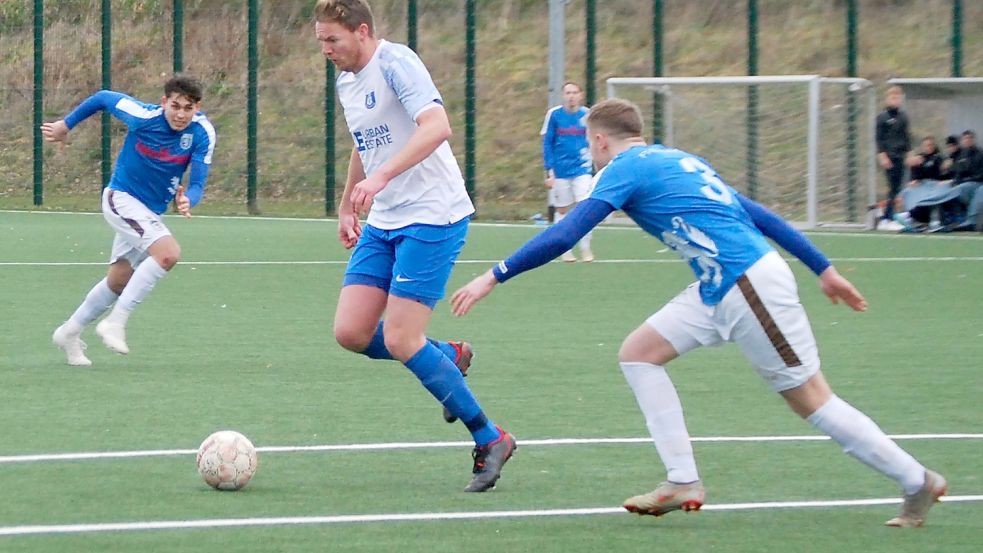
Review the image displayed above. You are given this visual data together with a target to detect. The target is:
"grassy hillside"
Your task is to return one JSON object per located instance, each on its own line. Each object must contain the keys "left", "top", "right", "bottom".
{"left": 1, "top": 0, "right": 981, "bottom": 218}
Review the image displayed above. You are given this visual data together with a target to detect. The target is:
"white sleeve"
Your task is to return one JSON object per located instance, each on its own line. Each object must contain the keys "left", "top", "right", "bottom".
{"left": 381, "top": 49, "right": 443, "bottom": 122}
{"left": 540, "top": 107, "right": 556, "bottom": 136}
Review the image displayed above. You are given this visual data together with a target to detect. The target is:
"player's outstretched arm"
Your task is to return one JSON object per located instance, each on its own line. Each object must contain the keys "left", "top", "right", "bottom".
{"left": 736, "top": 194, "right": 867, "bottom": 312}
{"left": 451, "top": 270, "right": 498, "bottom": 317}
{"left": 819, "top": 266, "right": 867, "bottom": 312}
{"left": 450, "top": 198, "right": 614, "bottom": 317}
{"left": 736, "top": 194, "right": 832, "bottom": 275}
{"left": 40, "top": 120, "right": 70, "bottom": 145}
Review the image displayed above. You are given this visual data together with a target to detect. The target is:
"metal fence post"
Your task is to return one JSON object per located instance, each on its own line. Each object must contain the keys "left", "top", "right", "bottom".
{"left": 407, "top": 0, "right": 417, "bottom": 52}
{"left": 746, "top": 0, "right": 759, "bottom": 200}
{"left": 325, "top": 60, "right": 336, "bottom": 216}
{"left": 585, "top": 0, "right": 596, "bottom": 106}
{"left": 101, "top": 0, "right": 112, "bottom": 189}
{"left": 464, "top": 0, "right": 476, "bottom": 202}
{"left": 247, "top": 0, "right": 259, "bottom": 214}
{"left": 173, "top": 0, "right": 184, "bottom": 72}
{"left": 952, "top": 0, "right": 962, "bottom": 77}
{"left": 33, "top": 0, "right": 44, "bottom": 206}
{"left": 652, "top": 0, "right": 663, "bottom": 142}
{"left": 846, "top": 0, "right": 859, "bottom": 221}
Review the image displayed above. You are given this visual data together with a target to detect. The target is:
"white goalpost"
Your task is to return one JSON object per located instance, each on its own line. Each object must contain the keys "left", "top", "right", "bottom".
{"left": 606, "top": 76, "right": 878, "bottom": 229}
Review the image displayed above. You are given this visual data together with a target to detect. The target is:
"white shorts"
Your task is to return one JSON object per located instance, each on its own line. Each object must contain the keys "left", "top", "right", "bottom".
{"left": 551, "top": 174, "right": 593, "bottom": 208}
{"left": 101, "top": 188, "right": 171, "bottom": 266}
{"left": 645, "top": 251, "right": 820, "bottom": 392}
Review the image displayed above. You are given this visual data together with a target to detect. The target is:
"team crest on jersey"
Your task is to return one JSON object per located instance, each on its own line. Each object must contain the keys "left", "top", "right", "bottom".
{"left": 180, "top": 133, "right": 193, "bottom": 149}
{"left": 365, "top": 91, "right": 377, "bottom": 109}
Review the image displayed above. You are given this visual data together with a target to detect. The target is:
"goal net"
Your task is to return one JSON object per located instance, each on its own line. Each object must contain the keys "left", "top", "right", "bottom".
{"left": 606, "top": 76, "right": 877, "bottom": 228}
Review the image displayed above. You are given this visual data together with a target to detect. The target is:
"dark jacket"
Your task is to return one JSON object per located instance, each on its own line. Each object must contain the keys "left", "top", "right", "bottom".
{"left": 940, "top": 150, "right": 958, "bottom": 180}
{"left": 875, "top": 107, "right": 911, "bottom": 158}
{"left": 910, "top": 149, "right": 943, "bottom": 181}
{"left": 952, "top": 146, "right": 983, "bottom": 183}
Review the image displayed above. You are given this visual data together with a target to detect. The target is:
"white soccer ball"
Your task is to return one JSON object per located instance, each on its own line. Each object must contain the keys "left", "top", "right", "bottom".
{"left": 196, "top": 430, "right": 258, "bottom": 491}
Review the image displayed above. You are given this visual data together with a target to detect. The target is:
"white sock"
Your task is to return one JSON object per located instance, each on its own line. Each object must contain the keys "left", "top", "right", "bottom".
{"left": 620, "top": 361, "right": 700, "bottom": 483}
{"left": 554, "top": 212, "right": 576, "bottom": 257}
{"left": 580, "top": 230, "right": 593, "bottom": 252}
{"left": 106, "top": 258, "right": 169, "bottom": 325}
{"left": 807, "top": 395, "right": 925, "bottom": 494}
{"left": 66, "top": 278, "right": 119, "bottom": 332}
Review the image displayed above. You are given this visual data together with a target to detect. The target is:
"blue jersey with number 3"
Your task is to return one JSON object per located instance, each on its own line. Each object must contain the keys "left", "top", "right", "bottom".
{"left": 590, "top": 145, "right": 773, "bottom": 304}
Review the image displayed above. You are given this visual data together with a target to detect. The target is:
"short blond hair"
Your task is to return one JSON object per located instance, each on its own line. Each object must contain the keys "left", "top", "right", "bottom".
{"left": 886, "top": 85, "right": 904, "bottom": 97}
{"left": 314, "top": 0, "right": 374, "bottom": 34}
{"left": 586, "top": 98, "right": 643, "bottom": 139}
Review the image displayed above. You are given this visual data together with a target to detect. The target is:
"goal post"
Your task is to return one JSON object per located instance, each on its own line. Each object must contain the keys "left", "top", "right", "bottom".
{"left": 606, "top": 76, "right": 877, "bottom": 229}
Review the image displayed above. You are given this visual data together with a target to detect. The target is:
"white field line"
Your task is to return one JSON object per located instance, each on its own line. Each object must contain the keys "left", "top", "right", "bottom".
{"left": 0, "top": 495, "right": 981, "bottom": 537}
{"left": 2, "top": 256, "right": 982, "bottom": 267}
{"left": 1, "top": 433, "right": 980, "bottom": 465}
{"left": 3, "top": 209, "right": 982, "bottom": 240}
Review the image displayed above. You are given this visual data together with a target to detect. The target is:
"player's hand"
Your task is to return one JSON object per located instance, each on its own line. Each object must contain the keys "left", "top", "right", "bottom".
{"left": 174, "top": 185, "right": 192, "bottom": 218}
{"left": 450, "top": 270, "right": 499, "bottom": 317}
{"left": 337, "top": 207, "right": 362, "bottom": 249}
{"left": 877, "top": 152, "right": 893, "bottom": 169}
{"left": 545, "top": 175, "right": 555, "bottom": 189}
{"left": 350, "top": 174, "right": 388, "bottom": 215}
{"left": 40, "top": 120, "right": 70, "bottom": 151}
{"left": 819, "top": 266, "right": 867, "bottom": 312}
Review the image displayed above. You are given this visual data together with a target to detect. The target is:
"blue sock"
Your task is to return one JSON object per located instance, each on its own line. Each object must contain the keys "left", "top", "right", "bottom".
{"left": 361, "top": 322, "right": 393, "bottom": 360}
{"left": 403, "top": 342, "right": 500, "bottom": 446}
{"left": 361, "top": 321, "right": 459, "bottom": 362}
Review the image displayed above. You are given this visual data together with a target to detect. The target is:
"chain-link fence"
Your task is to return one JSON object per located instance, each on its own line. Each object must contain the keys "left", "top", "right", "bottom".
{"left": 1, "top": 0, "right": 980, "bottom": 218}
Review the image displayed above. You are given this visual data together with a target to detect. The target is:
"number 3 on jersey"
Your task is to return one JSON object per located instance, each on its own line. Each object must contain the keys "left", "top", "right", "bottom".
{"left": 679, "top": 157, "right": 732, "bottom": 204}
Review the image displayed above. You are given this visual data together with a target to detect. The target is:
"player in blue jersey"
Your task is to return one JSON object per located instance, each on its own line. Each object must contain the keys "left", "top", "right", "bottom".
{"left": 314, "top": 0, "right": 514, "bottom": 493}
{"left": 452, "top": 98, "right": 946, "bottom": 526}
{"left": 542, "top": 81, "right": 594, "bottom": 262}
{"left": 43, "top": 74, "right": 216, "bottom": 366}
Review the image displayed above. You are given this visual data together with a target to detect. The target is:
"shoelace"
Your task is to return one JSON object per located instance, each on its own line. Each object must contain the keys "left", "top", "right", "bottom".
{"left": 471, "top": 446, "right": 488, "bottom": 473}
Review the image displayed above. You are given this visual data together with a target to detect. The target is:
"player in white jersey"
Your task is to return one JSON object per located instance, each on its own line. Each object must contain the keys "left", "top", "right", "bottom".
{"left": 452, "top": 98, "right": 945, "bottom": 527}
{"left": 42, "top": 74, "right": 215, "bottom": 366}
{"left": 314, "top": 0, "right": 514, "bottom": 493}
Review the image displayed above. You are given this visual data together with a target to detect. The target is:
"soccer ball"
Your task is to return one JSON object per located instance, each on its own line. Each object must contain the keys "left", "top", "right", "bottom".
{"left": 196, "top": 430, "right": 258, "bottom": 491}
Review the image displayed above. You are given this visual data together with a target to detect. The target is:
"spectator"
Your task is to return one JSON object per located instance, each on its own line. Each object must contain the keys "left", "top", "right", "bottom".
{"left": 939, "top": 135, "right": 960, "bottom": 180}
{"left": 895, "top": 137, "right": 948, "bottom": 231}
{"left": 945, "top": 130, "right": 983, "bottom": 231}
{"left": 905, "top": 136, "right": 943, "bottom": 183}
{"left": 875, "top": 86, "right": 912, "bottom": 228}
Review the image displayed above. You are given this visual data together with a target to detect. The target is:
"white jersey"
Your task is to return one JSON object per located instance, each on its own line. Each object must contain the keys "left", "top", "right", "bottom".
{"left": 337, "top": 40, "right": 474, "bottom": 229}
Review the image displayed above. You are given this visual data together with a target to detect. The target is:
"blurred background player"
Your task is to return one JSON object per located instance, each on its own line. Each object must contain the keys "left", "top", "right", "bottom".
{"left": 452, "top": 98, "right": 946, "bottom": 527}
{"left": 542, "top": 81, "right": 594, "bottom": 262}
{"left": 44, "top": 74, "right": 215, "bottom": 366}
{"left": 314, "top": 0, "right": 514, "bottom": 492}
{"left": 875, "top": 85, "right": 911, "bottom": 229}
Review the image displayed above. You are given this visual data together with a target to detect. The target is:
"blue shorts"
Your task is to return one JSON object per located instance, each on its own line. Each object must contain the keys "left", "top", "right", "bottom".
{"left": 343, "top": 217, "right": 470, "bottom": 309}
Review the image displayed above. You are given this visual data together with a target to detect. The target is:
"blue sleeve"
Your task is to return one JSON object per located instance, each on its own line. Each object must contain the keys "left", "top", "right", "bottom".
{"left": 542, "top": 111, "right": 556, "bottom": 172}
{"left": 184, "top": 160, "right": 209, "bottom": 208}
{"left": 63, "top": 90, "right": 126, "bottom": 129}
{"left": 492, "top": 198, "right": 615, "bottom": 282}
{"left": 65, "top": 90, "right": 159, "bottom": 131}
{"left": 736, "top": 194, "right": 831, "bottom": 275}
